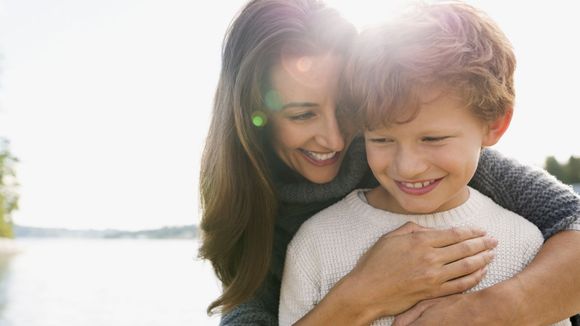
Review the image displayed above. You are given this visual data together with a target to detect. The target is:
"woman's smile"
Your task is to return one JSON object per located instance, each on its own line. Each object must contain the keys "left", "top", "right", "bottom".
{"left": 299, "top": 149, "right": 340, "bottom": 166}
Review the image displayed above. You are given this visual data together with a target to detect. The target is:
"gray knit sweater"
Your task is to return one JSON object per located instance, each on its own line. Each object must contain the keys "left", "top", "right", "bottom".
{"left": 219, "top": 137, "right": 580, "bottom": 326}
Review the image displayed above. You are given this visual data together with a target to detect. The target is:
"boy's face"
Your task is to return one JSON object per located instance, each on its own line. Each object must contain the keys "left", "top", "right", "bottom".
{"left": 364, "top": 89, "right": 496, "bottom": 214}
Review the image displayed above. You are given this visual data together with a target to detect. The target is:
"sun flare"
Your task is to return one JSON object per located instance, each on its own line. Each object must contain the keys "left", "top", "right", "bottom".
{"left": 325, "top": 0, "right": 416, "bottom": 30}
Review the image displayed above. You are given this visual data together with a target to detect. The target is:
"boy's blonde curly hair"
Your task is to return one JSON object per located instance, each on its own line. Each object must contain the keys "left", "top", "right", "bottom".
{"left": 341, "top": 1, "right": 516, "bottom": 129}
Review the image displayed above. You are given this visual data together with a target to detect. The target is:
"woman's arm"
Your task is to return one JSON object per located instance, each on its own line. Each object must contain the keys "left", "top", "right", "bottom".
{"left": 220, "top": 298, "right": 277, "bottom": 326}
{"left": 394, "top": 230, "right": 580, "bottom": 326}
{"left": 392, "top": 149, "right": 580, "bottom": 325}
{"left": 294, "top": 222, "right": 497, "bottom": 325}
{"left": 220, "top": 273, "right": 280, "bottom": 326}
{"left": 470, "top": 148, "right": 579, "bottom": 237}
{"left": 221, "top": 223, "right": 496, "bottom": 326}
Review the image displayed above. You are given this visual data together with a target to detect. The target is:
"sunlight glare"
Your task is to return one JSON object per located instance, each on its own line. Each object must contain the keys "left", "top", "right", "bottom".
{"left": 326, "top": 0, "right": 416, "bottom": 30}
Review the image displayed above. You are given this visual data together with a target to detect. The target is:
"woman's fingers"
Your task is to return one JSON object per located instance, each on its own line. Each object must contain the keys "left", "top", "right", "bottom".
{"left": 388, "top": 221, "right": 430, "bottom": 236}
{"left": 388, "top": 223, "right": 491, "bottom": 251}
{"left": 423, "top": 226, "right": 488, "bottom": 248}
{"left": 348, "top": 223, "right": 497, "bottom": 315}
{"left": 393, "top": 299, "right": 443, "bottom": 326}
{"left": 439, "top": 236, "right": 498, "bottom": 263}
{"left": 436, "top": 267, "right": 488, "bottom": 298}
{"left": 441, "top": 249, "right": 495, "bottom": 282}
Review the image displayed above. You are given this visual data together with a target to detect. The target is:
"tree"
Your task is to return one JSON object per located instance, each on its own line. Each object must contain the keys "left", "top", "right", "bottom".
{"left": 565, "top": 156, "right": 580, "bottom": 184}
{"left": 0, "top": 138, "right": 19, "bottom": 238}
{"left": 545, "top": 156, "right": 566, "bottom": 183}
{"left": 544, "top": 155, "right": 580, "bottom": 185}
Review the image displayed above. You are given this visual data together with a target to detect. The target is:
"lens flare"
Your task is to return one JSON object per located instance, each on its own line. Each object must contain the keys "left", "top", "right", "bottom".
{"left": 296, "top": 57, "right": 312, "bottom": 72}
{"left": 252, "top": 111, "right": 268, "bottom": 127}
{"left": 265, "top": 90, "right": 283, "bottom": 111}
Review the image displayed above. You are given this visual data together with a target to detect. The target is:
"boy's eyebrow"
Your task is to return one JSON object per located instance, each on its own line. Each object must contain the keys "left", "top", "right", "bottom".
{"left": 281, "top": 102, "right": 319, "bottom": 109}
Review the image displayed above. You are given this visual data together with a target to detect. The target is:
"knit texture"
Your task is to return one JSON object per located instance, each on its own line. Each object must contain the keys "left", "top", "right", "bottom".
{"left": 469, "top": 149, "right": 580, "bottom": 238}
{"left": 279, "top": 188, "right": 571, "bottom": 326}
{"left": 568, "top": 218, "right": 580, "bottom": 231}
{"left": 220, "top": 141, "right": 580, "bottom": 326}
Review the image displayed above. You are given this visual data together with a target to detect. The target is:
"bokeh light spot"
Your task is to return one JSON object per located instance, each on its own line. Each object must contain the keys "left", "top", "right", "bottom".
{"left": 252, "top": 111, "right": 268, "bottom": 127}
{"left": 296, "top": 57, "right": 312, "bottom": 72}
{"left": 265, "top": 90, "right": 283, "bottom": 111}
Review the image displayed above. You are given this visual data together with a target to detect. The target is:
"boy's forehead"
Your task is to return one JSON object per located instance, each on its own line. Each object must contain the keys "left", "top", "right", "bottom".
{"left": 364, "top": 85, "right": 471, "bottom": 131}
{"left": 415, "top": 84, "right": 460, "bottom": 104}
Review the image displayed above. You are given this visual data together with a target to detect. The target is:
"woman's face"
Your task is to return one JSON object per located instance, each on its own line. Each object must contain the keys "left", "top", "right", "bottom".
{"left": 268, "top": 54, "right": 349, "bottom": 184}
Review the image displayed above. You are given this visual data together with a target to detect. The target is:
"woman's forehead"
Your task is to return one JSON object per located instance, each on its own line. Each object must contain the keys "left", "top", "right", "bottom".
{"left": 275, "top": 53, "right": 343, "bottom": 87}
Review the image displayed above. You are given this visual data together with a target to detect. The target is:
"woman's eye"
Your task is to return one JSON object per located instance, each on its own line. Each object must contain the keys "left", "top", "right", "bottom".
{"left": 289, "top": 112, "right": 315, "bottom": 121}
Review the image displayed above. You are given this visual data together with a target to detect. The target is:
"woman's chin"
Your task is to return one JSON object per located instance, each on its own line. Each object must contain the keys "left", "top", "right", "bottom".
{"left": 303, "top": 170, "right": 340, "bottom": 184}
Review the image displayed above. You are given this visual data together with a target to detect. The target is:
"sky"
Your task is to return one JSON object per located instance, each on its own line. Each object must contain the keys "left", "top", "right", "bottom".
{"left": 0, "top": 0, "right": 578, "bottom": 230}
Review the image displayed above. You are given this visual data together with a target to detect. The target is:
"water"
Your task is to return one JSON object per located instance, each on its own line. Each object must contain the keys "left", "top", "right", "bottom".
{"left": 0, "top": 239, "right": 222, "bottom": 326}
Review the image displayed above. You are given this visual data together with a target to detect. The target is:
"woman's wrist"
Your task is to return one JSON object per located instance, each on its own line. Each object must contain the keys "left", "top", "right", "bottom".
{"left": 468, "top": 276, "right": 531, "bottom": 325}
{"left": 297, "top": 272, "right": 383, "bottom": 326}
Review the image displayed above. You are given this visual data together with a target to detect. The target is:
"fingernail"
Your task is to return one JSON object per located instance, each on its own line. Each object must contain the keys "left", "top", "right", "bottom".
{"left": 487, "top": 250, "right": 495, "bottom": 260}
{"left": 487, "top": 236, "right": 498, "bottom": 246}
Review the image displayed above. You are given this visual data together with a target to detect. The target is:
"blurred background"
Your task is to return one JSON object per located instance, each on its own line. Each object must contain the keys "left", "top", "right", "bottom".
{"left": 0, "top": 0, "right": 578, "bottom": 325}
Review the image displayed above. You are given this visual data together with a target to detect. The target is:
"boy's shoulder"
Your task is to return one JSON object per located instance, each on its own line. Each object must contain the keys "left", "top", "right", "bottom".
{"left": 291, "top": 189, "right": 372, "bottom": 245}
{"left": 299, "top": 189, "right": 369, "bottom": 230}
{"left": 469, "top": 187, "right": 543, "bottom": 239}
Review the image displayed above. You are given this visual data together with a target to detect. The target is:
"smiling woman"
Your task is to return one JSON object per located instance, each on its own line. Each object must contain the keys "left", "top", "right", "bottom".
{"left": 268, "top": 54, "right": 347, "bottom": 184}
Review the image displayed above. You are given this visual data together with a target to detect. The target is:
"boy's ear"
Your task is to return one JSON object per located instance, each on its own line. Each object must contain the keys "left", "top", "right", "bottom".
{"left": 482, "top": 108, "right": 513, "bottom": 147}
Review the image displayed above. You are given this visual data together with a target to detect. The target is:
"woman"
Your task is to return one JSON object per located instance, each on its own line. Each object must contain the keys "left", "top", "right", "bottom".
{"left": 199, "top": 0, "right": 580, "bottom": 325}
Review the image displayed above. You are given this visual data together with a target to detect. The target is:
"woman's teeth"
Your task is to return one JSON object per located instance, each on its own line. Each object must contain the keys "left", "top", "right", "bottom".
{"left": 304, "top": 151, "right": 337, "bottom": 161}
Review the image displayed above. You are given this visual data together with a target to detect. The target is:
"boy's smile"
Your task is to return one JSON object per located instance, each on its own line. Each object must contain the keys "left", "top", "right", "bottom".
{"left": 395, "top": 177, "right": 443, "bottom": 195}
{"left": 364, "top": 89, "right": 500, "bottom": 214}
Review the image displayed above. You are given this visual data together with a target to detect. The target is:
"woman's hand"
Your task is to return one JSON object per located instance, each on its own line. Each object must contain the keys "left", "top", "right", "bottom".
{"left": 394, "top": 230, "right": 580, "bottom": 326}
{"left": 296, "top": 222, "right": 497, "bottom": 325}
{"left": 345, "top": 222, "right": 497, "bottom": 319}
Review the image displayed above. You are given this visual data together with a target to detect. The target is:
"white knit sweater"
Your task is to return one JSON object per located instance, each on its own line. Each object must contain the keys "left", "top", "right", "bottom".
{"left": 279, "top": 187, "right": 571, "bottom": 326}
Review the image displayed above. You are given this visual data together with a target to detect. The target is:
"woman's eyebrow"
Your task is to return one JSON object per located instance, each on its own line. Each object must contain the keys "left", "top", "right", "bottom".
{"left": 281, "top": 102, "right": 319, "bottom": 109}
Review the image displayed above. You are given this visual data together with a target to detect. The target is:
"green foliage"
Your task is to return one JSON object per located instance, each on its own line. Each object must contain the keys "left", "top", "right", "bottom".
{"left": 545, "top": 157, "right": 566, "bottom": 182}
{"left": 544, "top": 155, "right": 580, "bottom": 184}
{"left": 567, "top": 156, "right": 580, "bottom": 183}
{"left": 0, "top": 138, "right": 19, "bottom": 238}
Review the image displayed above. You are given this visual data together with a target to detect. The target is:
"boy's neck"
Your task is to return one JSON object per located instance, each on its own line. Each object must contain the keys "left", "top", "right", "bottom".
{"left": 365, "top": 185, "right": 471, "bottom": 215}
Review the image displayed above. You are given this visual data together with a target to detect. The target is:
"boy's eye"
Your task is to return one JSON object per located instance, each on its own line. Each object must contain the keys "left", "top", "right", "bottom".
{"left": 422, "top": 136, "right": 450, "bottom": 142}
{"left": 288, "top": 112, "right": 315, "bottom": 121}
{"left": 368, "top": 137, "right": 394, "bottom": 144}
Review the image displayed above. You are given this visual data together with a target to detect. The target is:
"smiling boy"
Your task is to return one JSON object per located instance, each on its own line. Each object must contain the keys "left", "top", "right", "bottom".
{"left": 363, "top": 85, "right": 510, "bottom": 215}
{"left": 278, "top": 2, "right": 571, "bottom": 325}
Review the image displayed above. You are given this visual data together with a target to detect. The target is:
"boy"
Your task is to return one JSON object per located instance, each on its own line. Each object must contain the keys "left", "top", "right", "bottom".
{"left": 278, "top": 2, "right": 570, "bottom": 325}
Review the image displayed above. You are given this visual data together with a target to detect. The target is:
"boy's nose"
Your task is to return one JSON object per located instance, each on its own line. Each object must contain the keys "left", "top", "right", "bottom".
{"left": 395, "top": 147, "right": 429, "bottom": 179}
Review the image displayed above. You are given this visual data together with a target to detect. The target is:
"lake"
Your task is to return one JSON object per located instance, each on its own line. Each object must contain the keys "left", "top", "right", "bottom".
{"left": 0, "top": 239, "right": 222, "bottom": 326}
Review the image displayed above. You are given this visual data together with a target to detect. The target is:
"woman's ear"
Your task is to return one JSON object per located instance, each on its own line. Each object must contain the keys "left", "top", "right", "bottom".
{"left": 482, "top": 108, "right": 513, "bottom": 147}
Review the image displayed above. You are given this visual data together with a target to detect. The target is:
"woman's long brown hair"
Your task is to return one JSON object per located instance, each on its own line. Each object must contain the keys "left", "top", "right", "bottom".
{"left": 199, "top": 0, "right": 356, "bottom": 314}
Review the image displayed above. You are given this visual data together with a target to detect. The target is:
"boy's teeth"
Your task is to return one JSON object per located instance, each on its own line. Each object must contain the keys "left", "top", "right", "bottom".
{"left": 306, "top": 151, "right": 337, "bottom": 161}
{"left": 403, "top": 180, "right": 436, "bottom": 188}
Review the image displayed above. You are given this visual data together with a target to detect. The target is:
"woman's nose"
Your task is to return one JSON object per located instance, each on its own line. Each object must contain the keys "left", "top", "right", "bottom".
{"left": 314, "top": 113, "right": 345, "bottom": 151}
